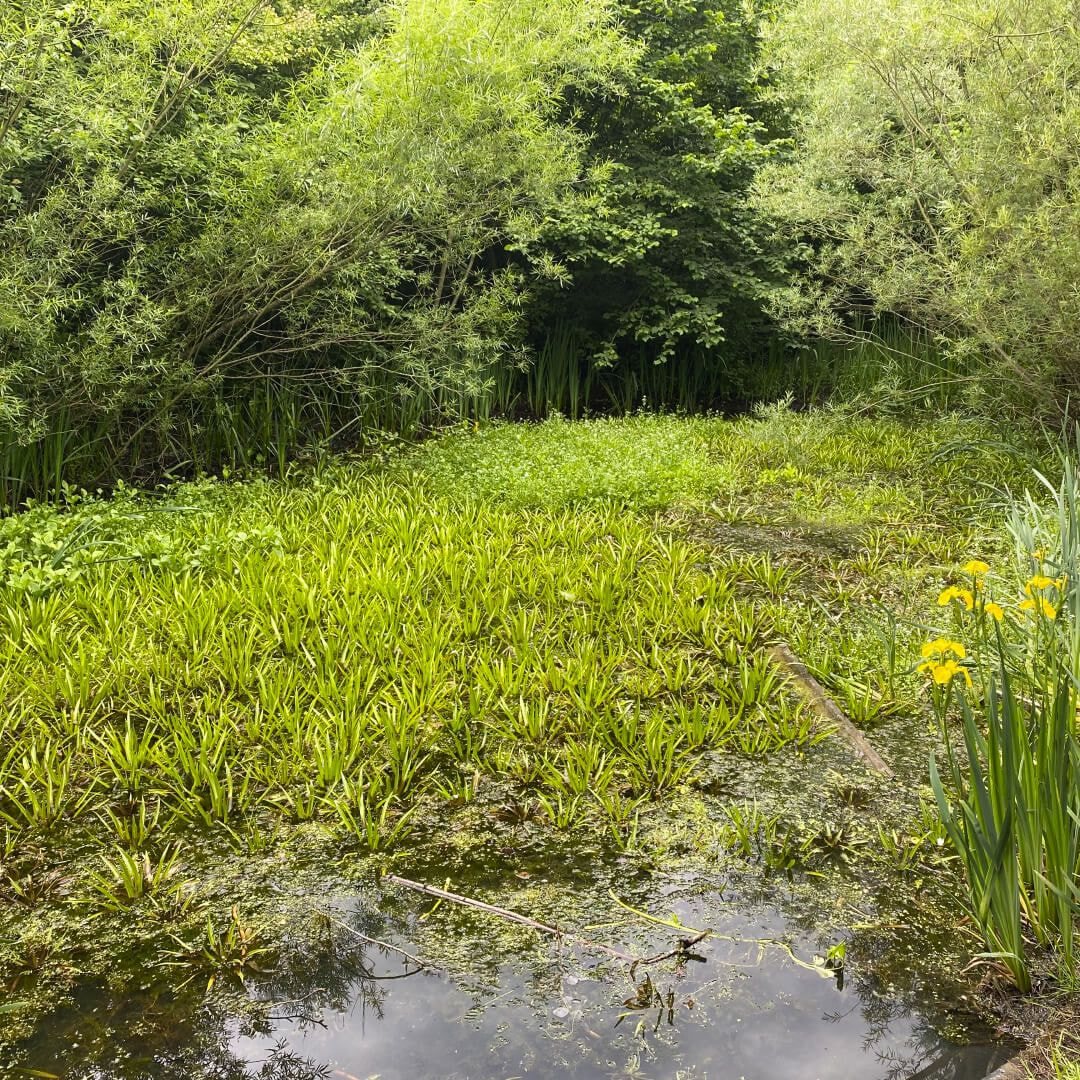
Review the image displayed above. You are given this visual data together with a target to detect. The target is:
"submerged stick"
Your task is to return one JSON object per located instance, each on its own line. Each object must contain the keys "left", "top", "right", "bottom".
{"left": 269, "top": 884, "right": 431, "bottom": 970}
{"left": 386, "top": 874, "right": 637, "bottom": 963}
{"left": 314, "top": 905, "right": 431, "bottom": 970}
{"left": 769, "top": 641, "right": 894, "bottom": 777}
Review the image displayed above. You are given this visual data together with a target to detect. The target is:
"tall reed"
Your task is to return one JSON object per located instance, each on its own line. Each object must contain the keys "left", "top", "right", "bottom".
{"left": 0, "top": 317, "right": 970, "bottom": 509}
{"left": 748, "top": 320, "right": 966, "bottom": 411}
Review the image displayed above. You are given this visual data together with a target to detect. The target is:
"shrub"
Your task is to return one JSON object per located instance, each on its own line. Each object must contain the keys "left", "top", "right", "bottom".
{"left": 0, "top": 0, "right": 631, "bottom": 494}
{"left": 760, "top": 0, "right": 1080, "bottom": 414}
{"left": 519, "top": 0, "right": 789, "bottom": 414}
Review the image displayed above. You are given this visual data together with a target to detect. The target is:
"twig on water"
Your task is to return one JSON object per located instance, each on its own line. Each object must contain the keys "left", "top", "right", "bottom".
{"left": 629, "top": 931, "right": 711, "bottom": 979}
{"left": 314, "top": 906, "right": 431, "bottom": 971}
{"left": 386, "top": 874, "right": 707, "bottom": 972}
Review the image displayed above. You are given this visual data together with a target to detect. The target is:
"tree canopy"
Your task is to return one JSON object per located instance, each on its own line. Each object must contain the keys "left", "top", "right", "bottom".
{"left": 0, "top": 0, "right": 631, "bottom": 468}
{"left": 758, "top": 0, "right": 1080, "bottom": 411}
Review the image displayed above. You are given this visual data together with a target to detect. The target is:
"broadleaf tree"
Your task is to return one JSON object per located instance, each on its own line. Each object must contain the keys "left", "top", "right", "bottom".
{"left": 758, "top": 0, "right": 1080, "bottom": 413}
{"left": 520, "top": 0, "right": 789, "bottom": 411}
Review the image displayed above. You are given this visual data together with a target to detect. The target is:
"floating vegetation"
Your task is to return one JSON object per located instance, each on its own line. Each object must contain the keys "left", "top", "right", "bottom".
{"left": 0, "top": 475, "right": 822, "bottom": 865}
{"left": 0, "top": 411, "right": 1061, "bottom": 1076}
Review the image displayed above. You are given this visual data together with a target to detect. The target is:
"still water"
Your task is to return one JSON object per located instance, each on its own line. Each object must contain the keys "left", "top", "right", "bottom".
{"left": 11, "top": 884, "right": 1015, "bottom": 1080}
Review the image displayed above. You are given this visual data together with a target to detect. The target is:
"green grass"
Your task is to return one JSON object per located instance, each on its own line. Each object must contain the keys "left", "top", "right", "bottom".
{"left": 745, "top": 324, "right": 969, "bottom": 413}
{"left": 412, "top": 413, "right": 723, "bottom": 507}
{"left": 1050, "top": 1050, "right": 1080, "bottom": 1080}
{"left": 411, "top": 406, "right": 1037, "bottom": 515}
{"left": 1031, "top": 1041, "right": 1080, "bottom": 1080}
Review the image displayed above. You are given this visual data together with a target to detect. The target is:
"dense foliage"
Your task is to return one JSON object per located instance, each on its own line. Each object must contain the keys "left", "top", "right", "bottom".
{"left": 0, "top": 0, "right": 630, "bottom": 491}
{"left": 759, "top": 0, "right": 1080, "bottom": 412}
{"left": 519, "top": 0, "right": 788, "bottom": 413}
{"left": 3, "top": 0, "right": 1080, "bottom": 482}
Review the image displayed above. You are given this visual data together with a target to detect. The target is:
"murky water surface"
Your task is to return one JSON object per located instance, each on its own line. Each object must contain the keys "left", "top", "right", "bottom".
{"left": 11, "top": 884, "right": 1014, "bottom": 1080}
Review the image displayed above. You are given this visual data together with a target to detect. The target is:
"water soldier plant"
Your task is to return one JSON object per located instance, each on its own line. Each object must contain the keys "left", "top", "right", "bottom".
{"left": 0, "top": 433, "right": 833, "bottom": 870}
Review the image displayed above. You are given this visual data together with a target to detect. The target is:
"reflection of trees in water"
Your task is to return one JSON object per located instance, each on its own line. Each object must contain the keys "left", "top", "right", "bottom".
{"left": 11, "top": 990, "right": 313, "bottom": 1080}
{"left": 726, "top": 861, "right": 1013, "bottom": 1080}
{"left": 15, "top": 859, "right": 1007, "bottom": 1080}
{"left": 12, "top": 904, "right": 412, "bottom": 1080}
{"left": 245, "top": 1043, "right": 332, "bottom": 1080}
{"left": 820, "top": 924, "right": 1000, "bottom": 1080}
{"left": 96, "top": 1031, "right": 333, "bottom": 1080}
{"left": 249, "top": 911, "right": 395, "bottom": 1021}
{"left": 875, "top": 1043, "right": 1010, "bottom": 1080}
{"left": 220, "top": 905, "right": 419, "bottom": 1079}
{"left": 816, "top": 944, "right": 944, "bottom": 1078}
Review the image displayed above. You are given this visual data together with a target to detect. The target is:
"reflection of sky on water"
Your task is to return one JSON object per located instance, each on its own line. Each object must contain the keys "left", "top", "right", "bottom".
{"left": 7, "top": 876, "right": 1016, "bottom": 1080}
{"left": 226, "top": 897, "right": 1013, "bottom": 1080}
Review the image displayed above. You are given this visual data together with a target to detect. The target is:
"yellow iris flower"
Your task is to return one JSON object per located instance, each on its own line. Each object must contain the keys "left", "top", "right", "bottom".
{"left": 920, "top": 638, "right": 966, "bottom": 659}
{"left": 918, "top": 658, "right": 973, "bottom": 687}
{"left": 938, "top": 586, "right": 975, "bottom": 610}
{"left": 982, "top": 601, "right": 1004, "bottom": 622}
{"left": 1019, "top": 596, "right": 1057, "bottom": 619}
{"left": 962, "top": 560, "right": 990, "bottom": 576}
{"left": 1025, "top": 574, "right": 1056, "bottom": 594}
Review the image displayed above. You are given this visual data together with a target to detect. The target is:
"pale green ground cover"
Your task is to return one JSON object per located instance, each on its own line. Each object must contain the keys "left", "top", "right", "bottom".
{"left": 0, "top": 410, "right": 1045, "bottom": 868}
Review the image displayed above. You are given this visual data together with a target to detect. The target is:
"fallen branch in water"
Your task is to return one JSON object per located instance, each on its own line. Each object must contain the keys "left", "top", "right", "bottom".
{"left": 386, "top": 874, "right": 638, "bottom": 963}
{"left": 629, "top": 931, "right": 711, "bottom": 978}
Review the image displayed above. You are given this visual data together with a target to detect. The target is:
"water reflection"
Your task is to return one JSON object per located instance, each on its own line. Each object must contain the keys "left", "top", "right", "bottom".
{"left": 8, "top": 887, "right": 1015, "bottom": 1080}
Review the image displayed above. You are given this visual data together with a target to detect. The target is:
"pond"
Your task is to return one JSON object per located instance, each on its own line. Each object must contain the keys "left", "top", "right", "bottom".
{"left": 7, "top": 867, "right": 1017, "bottom": 1080}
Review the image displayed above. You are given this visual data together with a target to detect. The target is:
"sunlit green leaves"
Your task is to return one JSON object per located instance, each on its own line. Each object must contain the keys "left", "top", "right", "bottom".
{"left": 760, "top": 0, "right": 1080, "bottom": 415}
{"left": 0, "top": 0, "right": 633, "bottom": 490}
{"left": 0, "top": 425, "right": 836, "bottom": 863}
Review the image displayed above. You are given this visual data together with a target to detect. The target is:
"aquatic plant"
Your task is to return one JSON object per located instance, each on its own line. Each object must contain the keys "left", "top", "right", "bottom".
{"left": 0, "top": 409, "right": 1052, "bottom": 1033}
{"left": 925, "top": 465, "right": 1080, "bottom": 992}
{"left": 83, "top": 845, "right": 185, "bottom": 914}
{"left": 163, "top": 905, "right": 274, "bottom": 990}
{"left": 0, "top": 449, "right": 828, "bottom": 867}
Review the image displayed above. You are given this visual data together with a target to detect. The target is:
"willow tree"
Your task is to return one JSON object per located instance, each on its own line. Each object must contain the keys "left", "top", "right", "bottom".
{"left": 759, "top": 0, "right": 1080, "bottom": 413}
{"left": 0, "top": 0, "right": 631, "bottom": 475}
